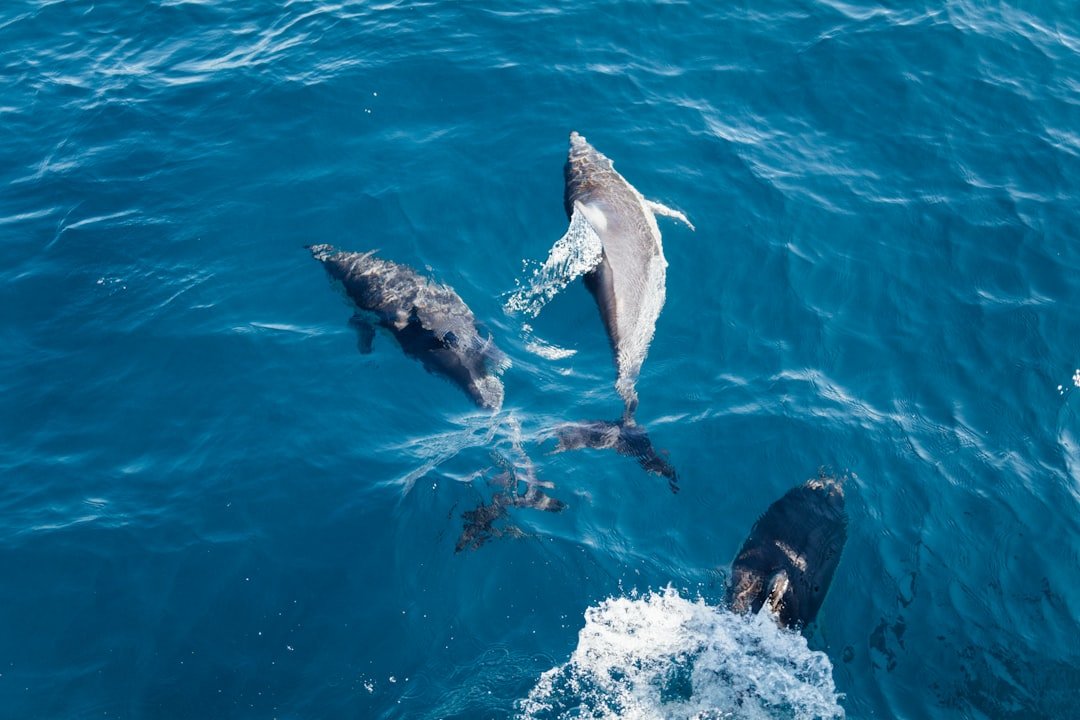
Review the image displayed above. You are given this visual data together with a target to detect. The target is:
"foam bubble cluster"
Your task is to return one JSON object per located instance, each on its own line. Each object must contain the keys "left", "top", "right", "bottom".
{"left": 518, "top": 587, "right": 844, "bottom": 720}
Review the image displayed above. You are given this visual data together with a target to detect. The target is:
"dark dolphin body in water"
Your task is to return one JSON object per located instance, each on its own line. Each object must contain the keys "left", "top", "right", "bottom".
{"left": 551, "top": 132, "right": 693, "bottom": 489}
{"left": 310, "top": 245, "right": 564, "bottom": 548}
{"left": 727, "top": 476, "right": 848, "bottom": 629}
{"left": 454, "top": 454, "right": 565, "bottom": 552}
{"left": 309, "top": 244, "right": 507, "bottom": 410}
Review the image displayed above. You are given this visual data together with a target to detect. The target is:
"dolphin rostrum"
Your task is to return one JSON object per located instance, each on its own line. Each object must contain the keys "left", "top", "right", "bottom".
{"left": 309, "top": 244, "right": 507, "bottom": 411}
{"left": 726, "top": 476, "right": 848, "bottom": 630}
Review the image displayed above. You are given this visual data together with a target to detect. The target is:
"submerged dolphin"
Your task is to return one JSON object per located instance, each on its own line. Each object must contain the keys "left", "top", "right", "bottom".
{"left": 309, "top": 244, "right": 507, "bottom": 411}
{"left": 455, "top": 451, "right": 565, "bottom": 552}
{"left": 726, "top": 476, "right": 848, "bottom": 630}
{"left": 546, "top": 132, "right": 693, "bottom": 487}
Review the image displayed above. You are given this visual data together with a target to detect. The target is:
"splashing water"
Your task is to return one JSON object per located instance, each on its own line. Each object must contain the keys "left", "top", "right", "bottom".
{"left": 504, "top": 208, "right": 603, "bottom": 318}
{"left": 518, "top": 587, "right": 844, "bottom": 720}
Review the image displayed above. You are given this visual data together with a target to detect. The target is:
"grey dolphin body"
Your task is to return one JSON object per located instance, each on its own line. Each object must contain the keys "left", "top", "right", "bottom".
{"left": 309, "top": 244, "right": 506, "bottom": 410}
{"left": 726, "top": 476, "right": 848, "bottom": 630}
{"left": 554, "top": 132, "right": 693, "bottom": 487}
{"left": 563, "top": 131, "right": 693, "bottom": 415}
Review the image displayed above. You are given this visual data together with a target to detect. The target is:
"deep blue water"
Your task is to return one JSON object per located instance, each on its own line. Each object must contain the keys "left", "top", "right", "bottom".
{"left": 3, "top": 0, "right": 1080, "bottom": 717}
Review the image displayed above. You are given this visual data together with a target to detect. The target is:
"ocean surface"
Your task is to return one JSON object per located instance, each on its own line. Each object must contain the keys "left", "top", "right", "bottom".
{"left": 2, "top": 1, "right": 1079, "bottom": 718}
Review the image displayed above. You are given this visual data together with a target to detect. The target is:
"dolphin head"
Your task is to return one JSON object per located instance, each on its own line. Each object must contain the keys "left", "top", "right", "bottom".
{"left": 727, "top": 476, "right": 847, "bottom": 629}
{"left": 567, "top": 131, "right": 611, "bottom": 169}
{"left": 309, "top": 244, "right": 379, "bottom": 274}
{"left": 569, "top": 130, "right": 589, "bottom": 152}
{"left": 309, "top": 245, "right": 384, "bottom": 295}
{"left": 308, "top": 243, "right": 338, "bottom": 263}
{"left": 564, "top": 131, "right": 616, "bottom": 217}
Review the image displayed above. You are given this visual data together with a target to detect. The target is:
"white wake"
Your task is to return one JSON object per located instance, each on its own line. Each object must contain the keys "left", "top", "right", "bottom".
{"left": 518, "top": 587, "right": 844, "bottom": 720}
{"left": 521, "top": 323, "right": 577, "bottom": 361}
{"left": 504, "top": 207, "right": 603, "bottom": 318}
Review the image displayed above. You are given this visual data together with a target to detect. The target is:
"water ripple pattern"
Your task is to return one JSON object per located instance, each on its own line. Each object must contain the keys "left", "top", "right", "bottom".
{"left": 1, "top": 0, "right": 1079, "bottom": 719}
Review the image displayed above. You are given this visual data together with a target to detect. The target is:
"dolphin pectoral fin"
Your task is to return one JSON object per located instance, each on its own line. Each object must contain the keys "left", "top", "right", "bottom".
{"left": 646, "top": 199, "right": 695, "bottom": 231}
{"left": 348, "top": 314, "right": 376, "bottom": 354}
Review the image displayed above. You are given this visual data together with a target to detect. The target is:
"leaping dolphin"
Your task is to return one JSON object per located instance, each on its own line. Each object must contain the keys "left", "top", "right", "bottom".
{"left": 509, "top": 132, "right": 693, "bottom": 488}
{"left": 726, "top": 476, "right": 848, "bottom": 630}
{"left": 309, "top": 244, "right": 507, "bottom": 411}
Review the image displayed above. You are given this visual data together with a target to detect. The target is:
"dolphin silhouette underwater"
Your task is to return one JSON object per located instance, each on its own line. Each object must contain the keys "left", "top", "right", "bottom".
{"left": 309, "top": 244, "right": 508, "bottom": 411}
{"left": 509, "top": 132, "right": 693, "bottom": 488}
{"left": 726, "top": 476, "right": 848, "bottom": 630}
{"left": 309, "top": 244, "right": 563, "bottom": 546}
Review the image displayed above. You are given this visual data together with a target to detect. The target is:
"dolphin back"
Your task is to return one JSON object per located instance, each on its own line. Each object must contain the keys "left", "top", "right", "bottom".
{"left": 727, "top": 477, "right": 848, "bottom": 629}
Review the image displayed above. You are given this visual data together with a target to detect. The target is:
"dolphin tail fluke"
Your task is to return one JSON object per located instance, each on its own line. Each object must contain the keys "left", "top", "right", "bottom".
{"left": 646, "top": 199, "right": 695, "bottom": 231}
{"left": 553, "top": 419, "right": 678, "bottom": 492}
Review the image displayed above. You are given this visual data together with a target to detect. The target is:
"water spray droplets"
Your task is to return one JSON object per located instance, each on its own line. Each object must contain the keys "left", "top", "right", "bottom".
{"left": 504, "top": 208, "right": 602, "bottom": 318}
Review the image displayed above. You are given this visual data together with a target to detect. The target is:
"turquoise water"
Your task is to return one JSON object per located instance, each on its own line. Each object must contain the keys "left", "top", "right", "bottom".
{"left": 2, "top": 0, "right": 1079, "bottom": 717}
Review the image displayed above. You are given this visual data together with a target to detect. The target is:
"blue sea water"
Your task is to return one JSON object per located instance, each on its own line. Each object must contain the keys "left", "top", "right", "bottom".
{"left": 2, "top": 0, "right": 1079, "bottom": 717}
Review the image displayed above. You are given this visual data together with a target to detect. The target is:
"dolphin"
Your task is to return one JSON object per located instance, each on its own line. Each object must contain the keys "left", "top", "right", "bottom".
{"left": 726, "top": 476, "right": 848, "bottom": 630}
{"left": 546, "top": 132, "right": 693, "bottom": 487}
{"left": 455, "top": 452, "right": 566, "bottom": 552}
{"left": 309, "top": 244, "right": 507, "bottom": 411}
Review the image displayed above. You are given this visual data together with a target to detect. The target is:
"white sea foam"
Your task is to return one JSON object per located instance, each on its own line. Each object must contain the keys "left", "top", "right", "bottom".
{"left": 245, "top": 321, "right": 324, "bottom": 336}
{"left": 518, "top": 587, "right": 844, "bottom": 720}
{"left": 521, "top": 324, "right": 577, "bottom": 360}
{"left": 525, "top": 339, "right": 577, "bottom": 360}
{"left": 504, "top": 207, "right": 603, "bottom": 318}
